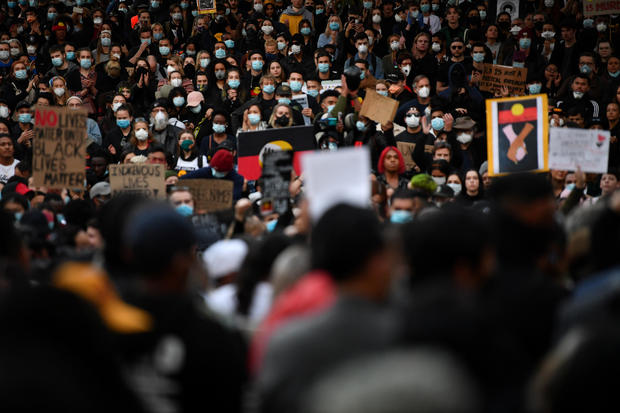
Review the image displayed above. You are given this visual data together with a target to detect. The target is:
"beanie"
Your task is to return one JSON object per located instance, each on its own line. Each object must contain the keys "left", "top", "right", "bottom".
{"left": 210, "top": 149, "right": 234, "bottom": 173}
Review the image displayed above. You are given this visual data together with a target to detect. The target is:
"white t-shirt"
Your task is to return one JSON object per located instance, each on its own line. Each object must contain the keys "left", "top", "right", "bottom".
{"left": 175, "top": 155, "right": 208, "bottom": 172}
{"left": 0, "top": 159, "right": 19, "bottom": 184}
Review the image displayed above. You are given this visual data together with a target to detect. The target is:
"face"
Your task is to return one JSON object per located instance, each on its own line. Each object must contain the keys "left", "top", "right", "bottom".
{"left": 148, "top": 151, "right": 167, "bottom": 164}
{"left": 447, "top": 174, "right": 461, "bottom": 185}
{"left": 52, "top": 78, "right": 65, "bottom": 89}
{"left": 415, "top": 35, "right": 430, "bottom": 51}
{"left": 383, "top": 149, "right": 400, "bottom": 172}
{"left": 600, "top": 173, "right": 619, "bottom": 194}
{"left": 571, "top": 77, "right": 588, "bottom": 93}
{"left": 116, "top": 109, "right": 130, "bottom": 122}
{"left": 196, "top": 74, "right": 208, "bottom": 89}
{"left": 213, "top": 113, "right": 227, "bottom": 126}
{"left": 607, "top": 103, "right": 620, "bottom": 121}
{"left": 446, "top": 8, "right": 458, "bottom": 23}
{"left": 390, "top": 197, "right": 415, "bottom": 214}
{"left": 91, "top": 157, "right": 107, "bottom": 176}
{"left": 275, "top": 105, "right": 289, "bottom": 118}
{"left": 227, "top": 71, "right": 240, "bottom": 81}
{"left": 545, "top": 64, "right": 559, "bottom": 79}
{"left": 567, "top": 113, "right": 584, "bottom": 127}
{"left": 561, "top": 27, "right": 575, "bottom": 42}
{"left": 579, "top": 56, "right": 596, "bottom": 73}
{"left": 0, "top": 137, "right": 14, "bottom": 158}
{"left": 416, "top": 77, "right": 430, "bottom": 90}
{"left": 270, "top": 62, "right": 282, "bottom": 76}
{"left": 608, "top": 57, "right": 620, "bottom": 73}
{"left": 450, "top": 41, "right": 464, "bottom": 57}
{"left": 434, "top": 147, "right": 450, "bottom": 161}
{"left": 465, "top": 171, "right": 479, "bottom": 194}
{"left": 599, "top": 42, "right": 612, "bottom": 57}
{"left": 376, "top": 83, "right": 388, "bottom": 93}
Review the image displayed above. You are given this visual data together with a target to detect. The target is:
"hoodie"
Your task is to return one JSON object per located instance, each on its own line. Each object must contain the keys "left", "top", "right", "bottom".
{"left": 279, "top": 6, "right": 313, "bottom": 35}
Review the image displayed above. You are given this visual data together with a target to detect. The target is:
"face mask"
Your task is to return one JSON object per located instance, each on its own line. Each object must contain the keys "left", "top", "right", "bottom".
{"left": 257, "top": 84, "right": 273, "bottom": 95}
{"left": 15, "top": 69, "right": 27, "bottom": 79}
{"left": 304, "top": 88, "right": 318, "bottom": 98}
{"left": 278, "top": 41, "right": 287, "bottom": 50}
{"left": 212, "top": 169, "right": 228, "bottom": 178}
{"left": 510, "top": 26, "right": 522, "bottom": 35}
{"left": 9, "top": 48, "right": 19, "bottom": 57}
{"left": 316, "top": 8, "right": 324, "bottom": 14}
{"left": 528, "top": 83, "right": 542, "bottom": 94}
{"left": 151, "top": 0, "right": 159, "bottom": 8}
{"left": 154, "top": 32, "right": 163, "bottom": 41}
{"left": 411, "top": 10, "right": 420, "bottom": 18}
{"left": 180, "top": 139, "right": 193, "bottom": 151}
{"left": 252, "top": 60, "right": 264, "bottom": 71}
{"left": 390, "top": 41, "right": 400, "bottom": 51}
{"left": 51, "top": 57, "right": 63, "bottom": 66}
{"left": 473, "top": 52, "right": 485, "bottom": 63}
{"left": 26, "top": 45, "right": 36, "bottom": 54}
{"left": 401, "top": 65, "right": 411, "bottom": 76}
{"left": 215, "top": 70, "right": 226, "bottom": 79}
{"left": 417, "top": 86, "right": 430, "bottom": 98}
{"left": 395, "top": 14, "right": 402, "bottom": 23}
{"left": 541, "top": 31, "right": 555, "bottom": 39}
{"left": 377, "top": 90, "right": 388, "bottom": 96}
{"left": 254, "top": 3, "right": 263, "bottom": 12}
{"left": 117, "top": 119, "right": 130, "bottom": 128}
{"left": 54, "top": 87, "right": 65, "bottom": 96}
{"left": 300, "top": 27, "right": 311, "bottom": 35}
{"left": 172, "top": 12, "right": 182, "bottom": 20}
{"left": 215, "top": 48, "right": 226, "bottom": 59}
{"left": 79, "top": 58, "right": 92, "bottom": 69}
{"left": 431, "top": 42, "right": 441, "bottom": 52}
{"left": 265, "top": 219, "right": 277, "bottom": 232}
{"left": 367, "top": 36, "right": 374, "bottom": 46}
{"left": 610, "top": 70, "right": 620, "bottom": 78}
{"left": 405, "top": 114, "right": 420, "bottom": 128}
{"left": 7, "top": 1, "right": 15, "bottom": 7}
{"left": 318, "top": 62, "right": 330, "bottom": 73}
{"left": 597, "top": 23, "right": 608, "bottom": 32}
{"left": 0, "top": 106, "right": 8, "bottom": 118}
{"left": 200, "top": 58, "right": 210, "bottom": 68}
{"left": 175, "top": 203, "right": 194, "bottom": 217}
{"left": 228, "top": 79, "right": 240, "bottom": 89}
{"left": 363, "top": 0, "right": 372, "bottom": 8}
{"left": 580, "top": 64, "right": 592, "bottom": 74}
{"left": 431, "top": 117, "right": 444, "bottom": 130}
{"left": 519, "top": 38, "right": 531, "bottom": 49}
{"left": 390, "top": 210, "right": 413, "bottom": 224}
{"left": 14, "top": 212, "right": 23, "bottom": 222}
{"left": 159, "top": 46, "right": 170, "bottom": 56}
{"left": 262, "top": 25, "right": 274, "bottom": 35}
{"left": 550, "top": 118, "right": 564, "bottom": 127}
{"left": 291, "top": 44, "right": 302, "bottom": 54}
{"left": 457, "top": 132, "right": 472, "bottom": 144}
{"left": 186, "top": 50, "right": 196, "bottom": 57}
{"left": 372, "top": 14, "right": 381, "bottom": 24}
{"left": 181, "top": 2, "right": 189, "bottom": 8}
{"left": 154, "top": 111, "right": 168, "bottom": 129}
{"left": 169, "top": 78, "right": 182, "bottom": 88}
{"left": 248, "top": 113, "right": 261, "bottom": 125}
{"left": 166, "top": 65, "right": 176, "bottom": 74}
{"left": 188, "top": 104, "right": 201, "bottom": 114}
{"left": 357, "top": 44, "right": 368, "bottom": 54}
{"left": 513, "top": 62, "right": 525, "bottom": 68}
{"left": 213, "top": 123, "right": 226, "bottom": 133}
{"left": 327, "top": 104, "right": 335, "bottom": 113}
{"left": 290, "top": 80, "right": 302, "bottom": 92}
{"left": 276, "top": 115, "right": 289, "bottom": 126}
{"left": 173, "top": 96, "right": 185, "bottom": 107}
{"left": 432, "top": 176, "right": 446, "bottom": 185}
{"left": 573, "top": 91, "right": 584, "bottom": 99}
{"left": 583, "top": 19, "right": 594, "bottom": 28}
{"left": 479, "top": 10, "right": 486, "bottom": 20}
{"left": 135, "top": 128, "right": 149, "bottom": 140}
{"left": 447, "top": 183, "right": 461, "bottom": 195}
{"left": 355, "top": 120, "right": 367, "bottom": 131}
{"left": 544, "top": 0, "right": 554, "bottom": 6}
{"left": 18, "top": 113, "right": 31, "bottom": 123}
{"left": 192, "top": 10, "right": 199, "bottom": 16}
{"left": 328, "top": 22, "right": 340, "bottom": 31}
{"left": 225, "top": 39, "right": 235, "bottom": 48}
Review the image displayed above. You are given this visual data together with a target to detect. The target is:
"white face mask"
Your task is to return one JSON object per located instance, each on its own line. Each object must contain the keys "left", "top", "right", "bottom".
{"left": 405, "top": 114, "right": 420, "bottom": 128}
{"left": 457, "top": 132, "right": 473, "bottom": 144}
{"left": 541, "top": 31, "right": 555, "bottom": 39}
{"left": 153, "top": 111, "right": 168, "bottom": 129}
{"left": 390, "top": 41, "right": 400, "bottom": 51}
{"left": 447, "top": 183, "right": 461, "bottom": 195}
{"left": 262, "top": 25, "right": 273, "bottom": 34}
{"left": 135, "top": 128, "right": 149, "bottom": 141}
{"left": 417, "top": 86, "right": 430, "bottom": 98}
{"left": 401, "top": 65, "right": 411, "bottom": 76}
{"left": 26, "top": 45, "right": 36, "bottom": 54}
{"left": 573, "top": 91, "right": 584, "bottom": 99}
{"left": 54, "top": 87, "right": 65, "bottom": 96}
{"left": 170, "top": 78, "right": 182, "bottom": 87}
{"left": 112, "top": 101, "right": 123, "bottom": 112}
{"left": 358, "top": 44, "right": 368, "bottom": 54}
{"left": 290, "top": 44, "right": 301, "bottom": 54}
{"left": 166, "top": 65, "right": 176, "bottom": 73}
{"left": 372, "top": 14, "right": 381, "bottom": 24}
{"left": 0, "top": 106, "right": 8, "bottom": 118}
{"left": 394, "top": 13, "right": 402, "bottom": 23}
{"left": 432, "top": 176, "right": 446, "bottom": 185}
{"left": 431, "top": 42, "right": 441, "bottom": 52}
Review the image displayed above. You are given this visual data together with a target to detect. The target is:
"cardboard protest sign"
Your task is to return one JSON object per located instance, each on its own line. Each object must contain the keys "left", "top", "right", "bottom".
{"left": 109, "top": 164, "right": 166, "bottom": 199}
{"left": 197, "top": 0, "right": 216, "bottom": 13}
{"left": 301, "top": 147, "right": 371, "bottom": 221}
{"left": 238, "top": 125, "right": 316, "bottom": 180}
{"left": 181, "top": 179, "right": 234, "bottom": 213}
{"left": 360, "top": 89, "right": 399, "bottom": 125}
{"left": 396, "top": 141, "right": 417, "bottom": 171}
{"left": 549, "top": 128, "right": 610, "bottom": 174}
{"left": 479, "top": 64, "right": 527, "bottom": 96}
{"left": 261, "top": 151, "right": 293, "bottom": 215}
{"left": 292, "top": 94, "right": 311, "bottom": 126}
{"left": 584, "top": 0, "right": 620, "bottom": 16}
{"left": 32, "top": 106, "right": 87, "bottom": 189}
{"left": 486, "top": 94, "right": 549, "bottom": 176}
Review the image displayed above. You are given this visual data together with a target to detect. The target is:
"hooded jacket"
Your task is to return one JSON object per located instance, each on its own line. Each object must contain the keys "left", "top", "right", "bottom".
{"left": 279, "top": 6, "right": 313, "bottom": 35}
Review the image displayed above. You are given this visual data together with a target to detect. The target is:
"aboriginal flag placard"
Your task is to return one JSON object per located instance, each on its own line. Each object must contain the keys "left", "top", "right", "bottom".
{"left": 237, "top": 125, "right": 316, "bottom": 180}
{"left": 486, "top": 94, "right": 549, "bottom": 176}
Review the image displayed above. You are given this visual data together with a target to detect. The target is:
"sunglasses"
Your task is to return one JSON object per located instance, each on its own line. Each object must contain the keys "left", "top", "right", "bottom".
{"left": 451, "top": 45, "right": 463, "bottom": 49}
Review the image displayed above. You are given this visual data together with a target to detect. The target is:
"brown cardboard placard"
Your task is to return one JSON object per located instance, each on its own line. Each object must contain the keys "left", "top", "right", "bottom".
{"left": 32, "top": 106, "right": 87, "bottom": 189}
{"left": 360, "top": 88, "right": 399, "bottom": 125}
{"left": 181, "top": 178, "right": 233, "bottom": 213}
{"left": 396, "top": 141, "right": 417, "bottom": 171}
{"left": 479, "top": 64, "right": 527, "bottom": 96}
{"left": 583, "top": 0, "right": 620, "bottom": 16}
{"left": 109, "top": 164, "right": 166, "bottom": 199}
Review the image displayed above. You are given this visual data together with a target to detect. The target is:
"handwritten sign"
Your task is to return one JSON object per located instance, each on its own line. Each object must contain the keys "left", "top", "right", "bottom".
{"left": 109, "top": 164, "right": 166, "bottom": 199}
{"left": 197, "top": 0, "right": 216, "bottom": 14}
{"left": 292, "top": 94, "right": 311, "bottom": 126}
{"left": 360, "top": 89, "right": 399, "bottom": 125}
{"left": 181, "top": 179, "right": 233, "bottom": 213}
{"left": 396, "top": 141, "right": 417, "bottom": 171}
{"left": 584, "top": 0, "right": 620, "bottom": 16}
{"left": 480, "top": 64, "right": 527, "bottom": 96}
{"left": 32, "top": 106, "right": 87, "bottom": 189}
{"left": 549, "top": 128, "right": 610, "bottom": 174}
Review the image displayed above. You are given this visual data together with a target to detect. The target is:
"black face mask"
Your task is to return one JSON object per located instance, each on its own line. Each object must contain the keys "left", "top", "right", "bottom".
{"left": 184, "top": 64, "right": 195, "bottom": 79}
{"left": 534, "top": 21, "right": 543, "bottom": 31}
{"left": 276, "top": 115, "right": 289, "bottom": 126}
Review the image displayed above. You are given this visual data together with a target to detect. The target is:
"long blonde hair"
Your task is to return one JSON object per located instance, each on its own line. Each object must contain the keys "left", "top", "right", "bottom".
{"left": 324, "top": 15, "right": 342, "bottom": 38}
{"left": 268, "top": 103, "right": 293, "bottom": 128}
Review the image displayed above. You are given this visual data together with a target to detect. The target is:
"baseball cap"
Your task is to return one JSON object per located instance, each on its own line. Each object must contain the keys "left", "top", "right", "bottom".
{"left": 90, "top": 182, "right": 111, "bottom": 199}
{"left": 187, "top": 91, "right": 204, "bottom": 107}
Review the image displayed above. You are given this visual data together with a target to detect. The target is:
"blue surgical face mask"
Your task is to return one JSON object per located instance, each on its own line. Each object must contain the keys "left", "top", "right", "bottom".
{"left": 377, "top": 90, "right": 388, "bottom": 96}
{"left": 47, "top": 12, "right": 56, "bottom": 20}
{"left": 212, "top": 123, "right": 226, "bottom": 133}
{"left": 200, "top": 58, "right": 210, "bottom": 68}
{"left": 66, "top": 51, "right": 75, "bottom": 61}
{"left": 153, "top": 32, "right": 163, "bottom": 41}
{"left": 80, "top": 59, "right": 92, "bottom": 69}
{"left": 151, "top": 0, "right": 159, "bottom": 8}
{"left": 472, "top": 52, "right": 485, "bottom": 63}
{"left": 390, "top": 210, "right": 413, "bottom": 224}
{"left": 431, "top": 117, "right": 444, "bottom": 131}
{"left": 192, "top": 10, "right": 198, "bottom": 16}
{"left": 420, "top": 3, "right": 430, "bottom": 12}
{"left": 173, "top": 96, "right": 185, "bottom": 107}
{"left": 565, "top": 183, "right": 576, "bottom": 191}
{"left": 263, "top": 84, "right": 275, "bottom": 94}
{"left": 513, "top": 61, "right": 525, "bottom": 68}
{"left": 265, "top": 219, "right": 277, "bottom": 232}
{"left": 300, "top": 27, "right": 311, "bottom": 36}
{"left": 519, "top": 38, "right": 531, "bottom": 49}
{"left": 101, "top": 37, "right": 111, "bottom": 47}
{"left": 327, "top": 104, "right": 335, "bottom": 113}
{"left": 159, "top": 46, "right": 170, "bottom": 55}
{"left": 278, "top": 98, "right": 291, "bottom": 105}
{"left": 329, "top": 22, "right": 340, "bottom": 31}
{"left": 224, "top": 39, "right": 235, "bottom": 48}
{"left": 116, "top": 118, "right": 130, "bottom": 128}
{"left": 18, "top": 113, "right": 31, "bottom": 123}
{"left": 360, "top": 71, "right": 365, "bottom": 80}
{"left": 228, "top": 79, "right": 240, "bottom": 89}
{"left": 14, "top": 212, "right": 23, "bottom": 222}
{"left": 528, "top": 83, "right": 542, "bottom": 94}
{"left": 610, "top": 70, "right": 620, "bottom": 78}
{"left": 248, "top": 113, "right": 261, "bottom": 124}
{"left": 215, "top": 48, "right": 226, "bottom": 59}
{"left": 580, "top": 64, "right": 592, "bottom": 74}
{"left": 251, "top": 60, "right": 264, "bottom": 71}
{"left": 277, "top": 41, "right": 286, "bottom": 50}
{"left": 318, "top": 62, "right": 330, "bottom": 73}
{"left": 328, "top": 141, "right": 338, "bottom": 151}
{"left": 290, "top": 80, "right": 302, "bottom": 92}
{"left": 190, "top": 104, "right": 202, "bottom": 114}
{"left": 15, "top": 69, "right": 27, "bottom": 79}
{"left": 307, "top": 88, "right": 319, "bottom": 98}
{"left": 212, "top": 169, "right": 228, "bottom": 178}
{"left": 176, "top": 203, "right": 194, "bottom": 216}
{"left": 52, "top": 57, "right": 63, "bottom": 67}
{"left": 356, "top": 120, "right": 367, "bottom": 131}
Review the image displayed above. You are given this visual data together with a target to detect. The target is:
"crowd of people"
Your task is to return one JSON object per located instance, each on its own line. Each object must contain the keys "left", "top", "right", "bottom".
{"left": 1, "top": 0, "right": 620, "bottom": 411}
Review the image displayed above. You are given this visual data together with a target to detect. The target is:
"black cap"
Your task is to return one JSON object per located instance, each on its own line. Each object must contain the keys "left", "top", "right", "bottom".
{"left": 434, "top": 184, "right": 455, "bottom": 198}
{"left": 386, "top": 72, "right": 404, "bottom": 83}
{"left": 15, "top": 101, "right": 31, "bottom": 111}
{"left": 152, "top": 98, "right": 168, "bottom": 110}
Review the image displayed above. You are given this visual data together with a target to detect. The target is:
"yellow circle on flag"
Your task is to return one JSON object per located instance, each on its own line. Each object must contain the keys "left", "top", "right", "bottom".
{"left": 511, "top": 103, "right": 524, "bottom": 116}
